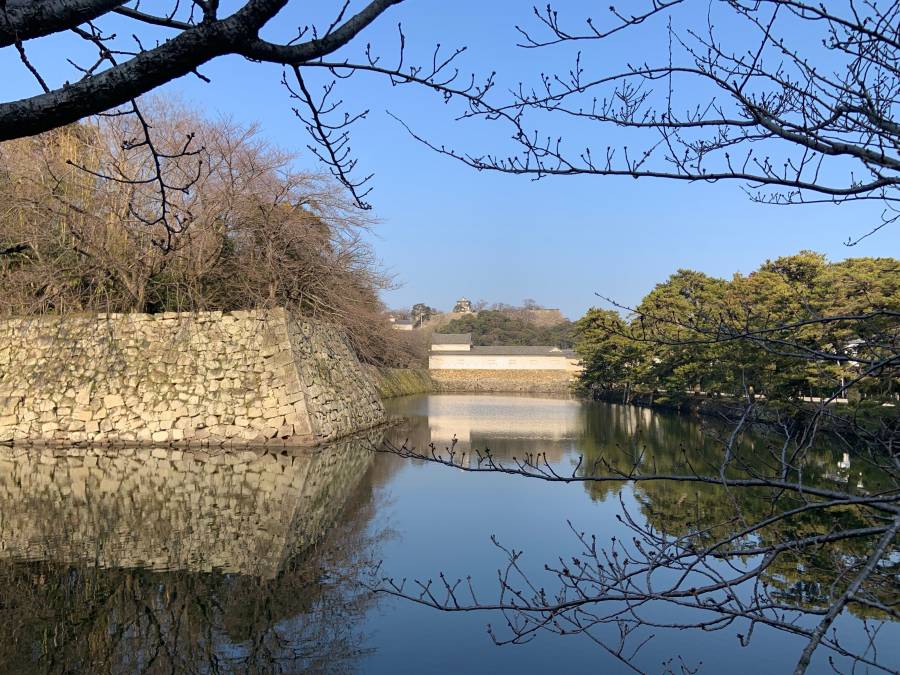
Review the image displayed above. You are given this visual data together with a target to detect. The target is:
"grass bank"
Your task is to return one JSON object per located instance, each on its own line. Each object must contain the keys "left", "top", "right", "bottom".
{"left": 370, "top": 367, "right": 433, "bottom": 399}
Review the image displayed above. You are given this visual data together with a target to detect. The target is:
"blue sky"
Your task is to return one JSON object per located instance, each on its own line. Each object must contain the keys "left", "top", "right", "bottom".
{"left": 4, "top": 1, "right": 897, "bottom": 318}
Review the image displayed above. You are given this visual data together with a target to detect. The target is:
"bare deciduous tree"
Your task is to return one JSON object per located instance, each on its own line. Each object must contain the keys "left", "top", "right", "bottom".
{"left": 0, "top": 0, "right": 495, "bottom": 226}
{"left": 0, "top": 100, "right": 422, "bottom": 365}
{"left": 366, "top": 11, "right": 900, "bottom": 664}
{"left": 398, "top": 1, "right": 900, "bottom": 244}
{"left": 4, "top": 2, "right": 899, "bottom": 242}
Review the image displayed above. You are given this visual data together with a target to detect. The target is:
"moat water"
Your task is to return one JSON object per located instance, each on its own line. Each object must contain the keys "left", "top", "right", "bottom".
{"left": 0, "top": 393, "right": 895, "bottom": 673}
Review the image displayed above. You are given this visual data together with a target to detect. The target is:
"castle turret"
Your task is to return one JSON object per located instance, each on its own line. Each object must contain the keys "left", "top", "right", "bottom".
{"left": 453, "top": 297, "right": 473, "bottom": 314}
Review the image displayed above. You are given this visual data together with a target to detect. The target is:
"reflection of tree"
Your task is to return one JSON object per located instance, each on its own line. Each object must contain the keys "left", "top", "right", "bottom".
{"left": 574, "top": 403, "right": 899, "bottom": 623}
{"left": 763, "top": 514, "right": 898, "bottom": 623}
{"left": 0, "top": 525, "right": 373, "bottom": 672}
{"left": 576, "top": 403, "right": 718, "bottom": 502}
{"left": 0, "top": 433, "right": 392, "bottom": 674}
{"left": 633, "top": 478, "right": 896, "bottom": 617}
{"left": 381, "top": 395, "right": 898, "bottom": 673}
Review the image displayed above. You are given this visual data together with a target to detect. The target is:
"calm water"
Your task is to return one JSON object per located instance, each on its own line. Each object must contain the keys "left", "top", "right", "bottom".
{"left": 0, "top": 393, "right": 895, "bottom": 673}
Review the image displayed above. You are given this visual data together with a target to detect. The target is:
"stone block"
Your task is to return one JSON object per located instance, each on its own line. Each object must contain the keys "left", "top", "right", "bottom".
{"left": 0, "top": 396, "right": 20, "bottom": 415}
{"left": 103, "top": 394, "right": 125, "bottom": 408}
{"left": 72, "top": 408, "right": 93, "bottom": 422}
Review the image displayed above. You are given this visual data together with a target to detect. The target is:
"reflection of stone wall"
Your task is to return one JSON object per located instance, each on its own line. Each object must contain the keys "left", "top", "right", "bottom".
{"left": 0, "top": 308, "right": 383, "bottom": 445}
{"left": 0, "top": 431, "right": 380, "bottom": 578}
{"left": 431, "top": 369, "right": 575, "bottom": 393}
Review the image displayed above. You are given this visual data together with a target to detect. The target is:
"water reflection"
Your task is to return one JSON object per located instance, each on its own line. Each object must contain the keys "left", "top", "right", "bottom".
{"left": 0, "top": 429, "right": 386, "bottom": 674}
{"left": 572, "top": 408, "right": 898, "bottom": 624}
{"left": 385, "top": 395, "right": 898, "bottom": 634}
{"left": 391, "top": 393, "right": 587, "bottom": 462}
{"left": 475, "top": 395, "right": 896, "bottom": 499}
{"left": 0, "top": 396, "right": 894, "bottom": 674}
{"left": 386, "top": 394, "right": 891, "bottom": 558}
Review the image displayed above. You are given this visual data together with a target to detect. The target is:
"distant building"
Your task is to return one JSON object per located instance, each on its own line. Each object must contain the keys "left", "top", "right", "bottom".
{"left": 430, "top": 333, "right": 472, "bottom": 351}
{"left": 390, "top": 318, "right": 414, "bottom": 331}
{"left": 429, "top": 334, "right": 580, "bottom": 372}
{"left": 452, "top": 298, "right": 474, "bottom": 314}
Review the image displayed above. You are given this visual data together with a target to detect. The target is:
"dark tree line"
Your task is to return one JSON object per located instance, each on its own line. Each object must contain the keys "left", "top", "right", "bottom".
{"left": 575, "top": 251, "right": 899, "bottom": 404}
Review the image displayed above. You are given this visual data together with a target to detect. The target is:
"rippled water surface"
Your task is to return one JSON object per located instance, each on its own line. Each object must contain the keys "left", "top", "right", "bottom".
{"left": 0, "top": 393, "right": 895, "bottom": 673}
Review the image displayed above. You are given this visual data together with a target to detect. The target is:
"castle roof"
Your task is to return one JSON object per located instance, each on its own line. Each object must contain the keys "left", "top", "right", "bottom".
{"left": 431, "top": 333, "right": 472, "bottom": 345}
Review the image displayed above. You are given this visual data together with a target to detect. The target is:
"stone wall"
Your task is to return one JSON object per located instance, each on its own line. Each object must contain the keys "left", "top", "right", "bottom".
{"left": 0, "top": 429, "right": 381, "bottom": 578}
{"left": 431, "top": 368, "right": 576, "bottom": 393}
{"left": 0, "top": 308, "right": 383, "bottom": 445}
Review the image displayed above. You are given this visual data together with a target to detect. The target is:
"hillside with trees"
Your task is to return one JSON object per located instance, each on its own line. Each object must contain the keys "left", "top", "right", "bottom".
{"left": 440, "top": 307, "right": 576, "bottom": 348}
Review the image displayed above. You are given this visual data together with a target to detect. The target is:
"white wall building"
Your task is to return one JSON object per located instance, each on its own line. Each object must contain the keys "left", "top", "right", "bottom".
{"left": 429, "top": 334, "right": 580, "bottom": 372}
